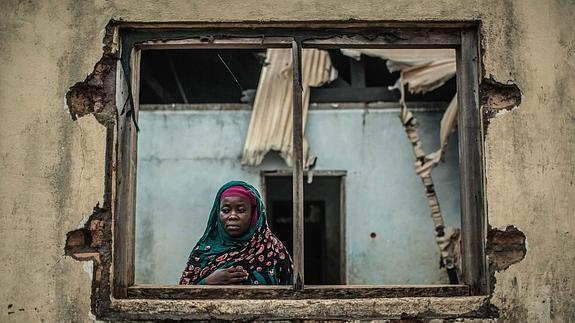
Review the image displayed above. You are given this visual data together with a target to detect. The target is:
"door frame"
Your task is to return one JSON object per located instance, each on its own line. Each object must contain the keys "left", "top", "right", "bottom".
{"left": 261, "top": 169, "right": 347, "bottom": 284}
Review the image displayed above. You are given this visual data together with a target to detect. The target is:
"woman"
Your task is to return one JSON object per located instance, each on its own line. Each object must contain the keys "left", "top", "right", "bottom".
{"left": 179, "top": 181, "right": 293, "bottom": 285}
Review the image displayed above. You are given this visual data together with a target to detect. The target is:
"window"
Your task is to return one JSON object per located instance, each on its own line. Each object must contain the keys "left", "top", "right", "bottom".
{"left": 109, "top": 23, "right": 487, "bottom": 320}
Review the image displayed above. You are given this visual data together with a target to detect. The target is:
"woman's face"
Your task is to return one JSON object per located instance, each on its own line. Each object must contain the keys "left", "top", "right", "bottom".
{"left": 219, "top": 196, "right": 253, "bottom": 237}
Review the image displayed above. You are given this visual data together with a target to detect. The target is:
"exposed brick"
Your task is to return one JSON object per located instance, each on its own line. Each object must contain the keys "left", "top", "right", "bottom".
{"left": 480, "top": 78, "right": 522, "bottom": 110}
{"left": 487, "top": 225, "right": 527, "bottom": 272}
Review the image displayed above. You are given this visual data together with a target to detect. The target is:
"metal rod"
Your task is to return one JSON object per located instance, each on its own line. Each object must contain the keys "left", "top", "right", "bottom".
{"left": 217, "top": 53, "right": 244, "bottom": 91}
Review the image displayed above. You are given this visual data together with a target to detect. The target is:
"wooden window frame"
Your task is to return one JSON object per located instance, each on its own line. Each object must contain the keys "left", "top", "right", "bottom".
{"left": 110, "top": 22, "right": 487, "bottom": 320}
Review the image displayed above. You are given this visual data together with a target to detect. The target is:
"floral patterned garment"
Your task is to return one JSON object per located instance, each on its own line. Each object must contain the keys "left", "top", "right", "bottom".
{"left": 179, "top": 181, "right": 293, "bottom": 285}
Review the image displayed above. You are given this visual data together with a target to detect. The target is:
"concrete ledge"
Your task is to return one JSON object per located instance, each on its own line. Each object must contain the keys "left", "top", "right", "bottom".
{"left": 106, "top": 296, "right": 494, "bottom": 321}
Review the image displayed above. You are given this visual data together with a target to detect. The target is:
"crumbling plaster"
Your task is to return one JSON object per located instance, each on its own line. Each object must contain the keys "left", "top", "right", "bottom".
{"left": 481, "top": 2, "right": 575, "bottom": 322}
{"left": 1, "top": 0, "right": 574, "bottom": 322}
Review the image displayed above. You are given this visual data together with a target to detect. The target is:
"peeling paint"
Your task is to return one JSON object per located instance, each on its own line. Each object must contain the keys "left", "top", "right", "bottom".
{"left": 493, "top": 107, "right": 517, "bottom": 117}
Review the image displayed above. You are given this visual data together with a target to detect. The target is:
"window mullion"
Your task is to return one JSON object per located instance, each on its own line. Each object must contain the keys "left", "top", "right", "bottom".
{"left": 114, "top": 47, "right": 140, "bottom": 298}
{"left": 456, "top": 28, "right": 486, "bottom": 295}
{"left": 291, "top": 38, "right": 304, "bottom": 290}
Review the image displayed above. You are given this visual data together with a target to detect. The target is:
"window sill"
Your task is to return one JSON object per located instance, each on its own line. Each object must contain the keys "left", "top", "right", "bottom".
{"left": 127, "top": 284, "right": 469, "bottom": 299}
{"left": 104, "top": 295, "right": 492, "bottom": 321}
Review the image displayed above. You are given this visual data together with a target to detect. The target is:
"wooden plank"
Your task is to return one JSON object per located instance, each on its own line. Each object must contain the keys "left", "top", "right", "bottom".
{"left": 111, "top": 25, "right": 120, "bottom": 55}
{"left": 309, "top": 87, "right": 400, "bottom": 103}
{"left": 127, "top": 285, "right": 469, "bottom": 300}
{"left": 292, "top": 39, "right": 305, "bottom": 290}
{"left": 127, "top": 48, "right": 140, "bottom": 288}
{"left": 113, "top": 47, "right": 141, "bottom": 298}
{"left": 137, "top": 37, "right": 292, "bottom": 50}
{"left": 134, "top": 30, "right": 460, "bottom": 50}
{"left": 303, "top": 29, "right": 461, "bottom": 48}
{"left": 456, "top": 28, "right": 487, "bottom": 295}
{"left": 113, "top": 59, "right": 133, "bottom": 298}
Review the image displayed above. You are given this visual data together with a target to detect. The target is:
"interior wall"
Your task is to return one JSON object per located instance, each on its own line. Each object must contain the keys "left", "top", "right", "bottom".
{"left": 134, "top": 107, "right": 460, "bottom": 285}
{"left": 1, "top": 0, "right": 574, "bottom": 322}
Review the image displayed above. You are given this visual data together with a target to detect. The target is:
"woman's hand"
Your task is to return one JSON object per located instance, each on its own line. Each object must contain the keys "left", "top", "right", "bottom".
{"left": 203, "top": 267, "right": 249, "bottom": 285}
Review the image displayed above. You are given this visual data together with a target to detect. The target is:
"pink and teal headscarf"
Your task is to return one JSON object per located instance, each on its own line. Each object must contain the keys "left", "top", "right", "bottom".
{"left": 179, "top": 180, "right": 293, "bottom": 285}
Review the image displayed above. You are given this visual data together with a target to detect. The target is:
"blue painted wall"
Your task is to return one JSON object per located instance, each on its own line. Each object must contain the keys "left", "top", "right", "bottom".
{"left": 135, "top": 106, "right": 460, "bottom": 285}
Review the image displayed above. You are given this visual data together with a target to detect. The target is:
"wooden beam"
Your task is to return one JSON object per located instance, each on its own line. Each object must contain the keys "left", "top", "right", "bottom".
{"left": 303, "top": 29, "right": 461, "bottom": 48}
{"left": 292, "top": 39, "right": 305, "bottom": 290}
{"left": 127, "top": 284, "right": 469, "bottom": 299}
{"left": 456, "top": 28, "right": 487, "bottom": 295}
{"left": 126, "top": 26, "right": 463, "bottom": 51}
{"left": 113, "top": 61, "right": 129, "bottom": 298}
{"left": 310, "top": 87, "right": 399, "bottom": 103}
{"left": 134, "top": 31, "right": 460, "bottom": 50}
{"left": 113, "top": 50, "right": 139, "bottom": 297}
{"left": 136, "top": 37, "right": 292, "bottom": 50}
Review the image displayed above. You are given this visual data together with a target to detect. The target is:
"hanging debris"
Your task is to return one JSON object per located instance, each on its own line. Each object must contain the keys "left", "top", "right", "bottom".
{"left": 241, "top": 49, "right": 336, "bottom": 168}
{"left": 399, "top": 100, "right": 461, "bottom": 283}
{"left": 343, "top": 48, "right": 462, "bottom": 282}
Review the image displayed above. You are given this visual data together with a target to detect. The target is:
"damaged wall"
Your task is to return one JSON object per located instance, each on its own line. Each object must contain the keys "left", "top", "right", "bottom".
{"left": 0, "top": 0, "right": 574, "bottom": 322}
{"left": 134, "top": 106, "right": 461, "bottom": 285}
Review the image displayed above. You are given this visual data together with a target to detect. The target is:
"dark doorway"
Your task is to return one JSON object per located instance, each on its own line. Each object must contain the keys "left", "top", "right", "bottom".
{"left": 263, "top": 173, "right": 345, "bottom": 285}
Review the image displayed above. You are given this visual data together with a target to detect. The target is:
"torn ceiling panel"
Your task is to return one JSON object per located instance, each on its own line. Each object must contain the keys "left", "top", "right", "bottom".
{"left": 439, "top": 95, "right": 458, "bottom": 160}
{"left": 342, "top": 48, "right": 458, "bottom": 162}
{"left": 241, "top": 48, "right": 334, "bottom": 167}
{"left": 341, "top": 48, "right": 456, "bottom": 94}
{"left": 400, "top": 60, "right": 456, "bottom": 94}
{"left": 386, "top": 49, "right": 461, "bottom": 282}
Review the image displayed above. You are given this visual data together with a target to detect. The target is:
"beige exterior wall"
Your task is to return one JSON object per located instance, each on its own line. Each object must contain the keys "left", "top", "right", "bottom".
{"left": 0, "top": 0, "right": 573, "bottom": 322}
